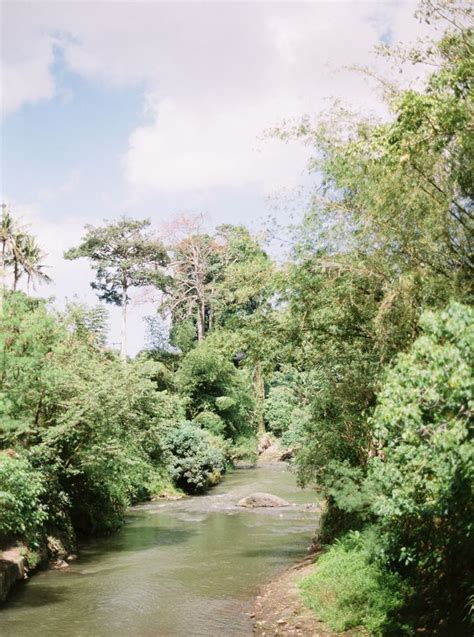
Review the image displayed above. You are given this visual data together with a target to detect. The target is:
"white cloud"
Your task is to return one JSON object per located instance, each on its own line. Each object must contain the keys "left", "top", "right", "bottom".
{"left": 125, "top": 95, "right": 310, "bottom": 194}
{"left": 120, "top": 1, "right": 429, "bottom": 196}
{"left": 0, "top": 10, "right": 57, "bottom": 116}
{"left": 1, "top": 1, "right": 439, "bottom": 353}
{"left": 1, "top": 1, "right": 434, "bottom": 195}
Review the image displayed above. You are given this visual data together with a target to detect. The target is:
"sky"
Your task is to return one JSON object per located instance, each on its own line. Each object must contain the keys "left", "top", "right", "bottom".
{"left": 0, "top": 0, "right": 432, "bottom": 354}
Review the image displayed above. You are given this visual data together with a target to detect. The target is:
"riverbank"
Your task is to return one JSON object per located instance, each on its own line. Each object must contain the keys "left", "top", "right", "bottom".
{"left": 0, "top": 548, "right": 28, "bottom": 603}
{"left": 1, "top": 464, "right": 319, "bottom": 636}
{"left": 252, "top": 555, "right": 368, "bottom": 637}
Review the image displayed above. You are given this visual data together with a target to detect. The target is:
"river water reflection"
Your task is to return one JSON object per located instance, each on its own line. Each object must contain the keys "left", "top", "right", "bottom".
{"left": 1, "top": 464, "right": 319, "bottom": 637}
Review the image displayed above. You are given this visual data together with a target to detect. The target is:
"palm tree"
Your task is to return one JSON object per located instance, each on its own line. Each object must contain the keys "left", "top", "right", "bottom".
{"left": 0, "top": 204, "right": 17, "bottom": 312}
{"left": 13, "top": 233, "right": 52, "bottom": 292}
{"left": 0, "top": 205, "right": 52, "bottom": 305}
{"left": 10, "top": 229, "right": 27, "bottom": 290}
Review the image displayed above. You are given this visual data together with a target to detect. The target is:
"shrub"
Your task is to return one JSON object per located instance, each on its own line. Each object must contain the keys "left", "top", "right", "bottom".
{"left": 165, "top": 422, "right": 226, "bottom": 493}
{"left": 176, "top": 340, "right": 253, "bottom": 439}
{"left": 264, "top": 385, "right": 296, "bottom": 436}
{"left": 194, "top": 411, "right": 226, "bottom": 436}
{"left": 230, "top": 434, "right": 258, "bottom": 464}
{"left": 0, "top": 452, "right": 48, "bottom": 546}
{"left": 368, "top": 302, "right": 474, "bottom": 630}
{"left": 299, "top": 531, "right": 408, "bottom": 635}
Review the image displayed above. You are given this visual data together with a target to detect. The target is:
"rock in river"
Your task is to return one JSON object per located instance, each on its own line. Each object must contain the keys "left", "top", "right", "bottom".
{"left": 238, "top": 492, "right": 290, "bottom": 508}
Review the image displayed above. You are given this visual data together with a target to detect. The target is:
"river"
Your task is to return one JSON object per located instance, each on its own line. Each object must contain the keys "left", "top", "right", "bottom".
{"left": 1, "top": 464, "right": 319, "bottom": 637}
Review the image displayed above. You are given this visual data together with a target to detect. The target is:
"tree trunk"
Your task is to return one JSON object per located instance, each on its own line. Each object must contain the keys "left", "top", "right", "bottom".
{"left": 197, "top": 297, "right": 205, "bottom": 342}
{"left": 253, "top": 360, "right": 266, "bottom": 434}
{"left": 0, "top": 242, "right": 5, "bottom": 315}
{"left": 12, "top": 259, "right": 19, "bottom": 291}
{"left": 120, "top": 285, "right": 128, "bottom": 361}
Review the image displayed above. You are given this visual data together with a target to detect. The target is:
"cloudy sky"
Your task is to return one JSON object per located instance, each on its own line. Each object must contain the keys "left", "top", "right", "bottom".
{"left": 1, "top": 0, "right": 430, "bottom": 353}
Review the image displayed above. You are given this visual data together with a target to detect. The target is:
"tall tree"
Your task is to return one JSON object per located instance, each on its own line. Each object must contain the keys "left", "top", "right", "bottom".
{"left": 161, "top": 215, "right": 219, "bottom": 344}
{"left": 210, "top": 226, "right": 277, "bottom": 433}
{"left": 0, "top": 205, "right": 16, "bottom": 312}
{"left": 65, "top": 217, "right": 168, "bottom": 360}
{"left": 274, "top": 0, "right": 474, "bottom": 526}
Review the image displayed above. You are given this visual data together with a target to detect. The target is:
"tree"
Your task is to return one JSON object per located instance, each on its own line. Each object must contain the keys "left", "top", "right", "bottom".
{"left": 205, "top": 224, "right": 277, "bottom": 433}
{"left": 0, "top": 205, "right": 17, "bottom": 312}
{"left": 162, "top": 218, "right": 274, "bottom": 353}
{"left": 10, "top": 232, "right": 52, "bottom": 292}
{"left": 0, "top": 292, "right": 185, "bottom": 537}
{"left": 0, "top": 205, "right": 51, "bottom": 304}
{"left": 277, "top": 0, "right": 473, "bottom": 475}
{"left": 62, "top": 301, "right": 109, "bottom": 349}
{"left": 65, "top": 216, "right": 168, "bottom": 360}
{"left": 368, "top": 302, "right": 473, "bottom": 632}
{"left": 161, "top": 214, "right": 218, "bottom": 344}
{"left": 176, "top": 337, "right": 254, "bottom": 439}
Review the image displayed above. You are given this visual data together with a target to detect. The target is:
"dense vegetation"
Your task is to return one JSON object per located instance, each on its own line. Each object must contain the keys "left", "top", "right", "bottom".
{"left": 0, "top": 1, "right": 472, "bottom": 634}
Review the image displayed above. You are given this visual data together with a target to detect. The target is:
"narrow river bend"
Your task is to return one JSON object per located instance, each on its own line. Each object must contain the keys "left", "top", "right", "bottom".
{"left": 2, "top": 464, "right": 319, "bottom": 637}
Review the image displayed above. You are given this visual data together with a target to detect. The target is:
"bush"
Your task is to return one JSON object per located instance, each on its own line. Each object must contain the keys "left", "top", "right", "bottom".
{"left": 165, "top": 422, "right": 227, "bottom": 493}
{"left": 176, "top": 339, "right": 253, "bottom": 439}
{"left": 264, "top": 385, "right": 296, "bottom": 436}
{"left": 230, "top": 434, "right": 258, "bottom": 464}
{"left": 368, "top": 302, "right": 474, "bottom": 630}
{"left": 194, "top": 411, "right": 226, "bottom": 436}
{"left": 0, "top": 452, "right": 48, "bottom": 546}
{"left": 299, "top": 531, "right": 408, "bottom": 635}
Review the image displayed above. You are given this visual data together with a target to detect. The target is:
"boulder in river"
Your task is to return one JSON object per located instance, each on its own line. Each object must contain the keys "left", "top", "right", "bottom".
{"left": 257, "top": 434, "right": 272, "bottom": 454}
{"left": 238, "top": 492, "right": 290, "bottom": 508}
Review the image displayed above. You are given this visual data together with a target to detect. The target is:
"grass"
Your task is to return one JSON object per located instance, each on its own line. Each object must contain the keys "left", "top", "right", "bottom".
{"left": 299, "top": 530, "right": 409, "bottom": 636}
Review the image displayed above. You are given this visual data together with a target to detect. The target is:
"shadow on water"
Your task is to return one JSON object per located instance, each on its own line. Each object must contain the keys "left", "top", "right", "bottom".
{"left": 240, "top": 547, "right": 307, "bottom": 559}
{"left": 5, "top": 580, "right": 67, "bottom": 608}
{"left": 79, "top": 525, "right": 197, "bottom": 561}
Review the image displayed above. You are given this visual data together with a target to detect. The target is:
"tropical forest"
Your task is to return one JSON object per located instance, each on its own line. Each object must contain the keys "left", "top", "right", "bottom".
{"left": 0, "top": 1, "right": 472, "bottom": 636}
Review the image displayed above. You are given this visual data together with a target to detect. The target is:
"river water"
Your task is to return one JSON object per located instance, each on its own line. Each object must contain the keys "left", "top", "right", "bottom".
{"left": 1, "top": 464, "right": 319, "bottom": 637}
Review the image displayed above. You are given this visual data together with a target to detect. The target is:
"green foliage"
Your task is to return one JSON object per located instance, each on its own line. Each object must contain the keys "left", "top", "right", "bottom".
{"left": 264, "top": 384, "right": 297, "bottom": 437}
{"left": 176, "top": 338, "right": 254, "bottom": 439}
{"left": 284, "top": 258, "right": 383, "bottom": 494}
{"left": 277, "top": 11, "right": 474, "bottom": 633}
{"left": 165, "top": 421, "right": 227, "bottom": 493}
{"left": 230, "top": 434, "right": 258, "bottom": 464}
{"left": 193, "top": 411, "right": 226, "bottom": 436}
{"left": 62, "top": 301, "right": 109, "bottom": 348}
{"left": 0, "top": 294, "right": 184, "bottom": 538}
{"left": 0, "top": 293, "right": 63, "bottom": 435}
{"left": 0, "top": 452, "right": 47, "bottom": 546}
{"left": 169, "top": 319, "right": 197, "bottom": 354}
{"left": 300, "top": 531, "right": 409, "bottom": 635}
{"left": 210, "top": 224, "right": 274, "bottom": 332}
{"left": 280, "top": 4, "right": 473, "bottom": 526}
{"left": 64, "top": 216, "right": 168, "bottom": 307}
{"left": 367, "top": 302, "right": 473, "bottom": 629}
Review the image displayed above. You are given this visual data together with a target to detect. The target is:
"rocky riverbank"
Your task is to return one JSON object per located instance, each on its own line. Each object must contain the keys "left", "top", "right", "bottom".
{"left": 0, "top": 548, "right": 27, "bottom": 603}
{"left": 0, "top": 533, "right": 78, "bottom": 604}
